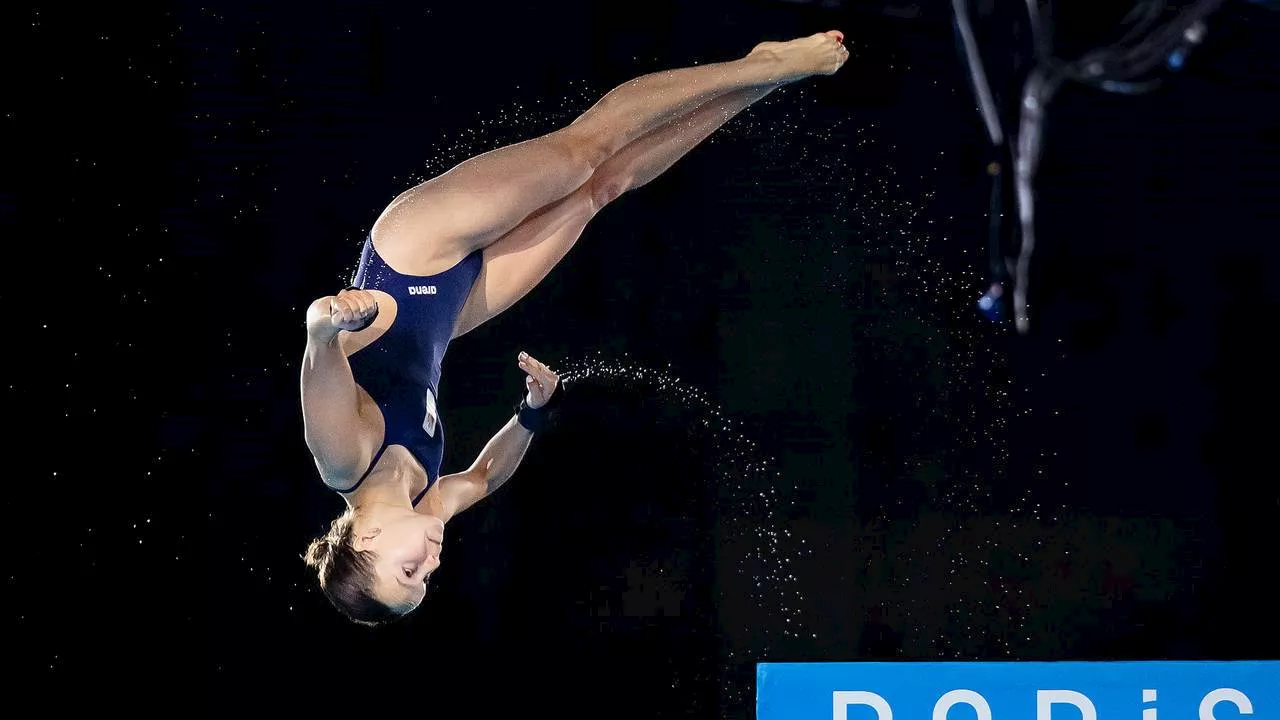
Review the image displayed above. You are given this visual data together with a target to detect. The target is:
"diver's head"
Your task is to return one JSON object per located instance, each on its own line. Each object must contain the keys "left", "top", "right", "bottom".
{"left": 303, "top": 505, "right": 443, "bottom": 625}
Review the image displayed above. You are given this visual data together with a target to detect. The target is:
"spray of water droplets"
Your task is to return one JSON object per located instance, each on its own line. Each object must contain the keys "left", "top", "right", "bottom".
{"left": 553, "top": 351, "right": 814, "bottom": 718}
{"left": 557, "top": 352, "right": 811, "bottom": 636}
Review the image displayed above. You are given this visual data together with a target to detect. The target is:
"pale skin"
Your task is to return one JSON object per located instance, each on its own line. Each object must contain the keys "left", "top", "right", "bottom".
{"left": 300, "top": 32, "right": 850, "bottom": 611}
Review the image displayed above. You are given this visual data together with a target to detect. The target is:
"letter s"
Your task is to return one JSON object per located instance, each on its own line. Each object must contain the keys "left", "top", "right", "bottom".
{"left": 1199, "top": 689, "right": 1253, "bottom": 720}
{"left": 834, "top": 691, "right": 892, "bottom": 720}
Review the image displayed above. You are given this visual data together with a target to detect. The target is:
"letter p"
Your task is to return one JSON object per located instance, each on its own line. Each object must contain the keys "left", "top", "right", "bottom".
{"left": 834, "top": 691, "right": 892, "bottom": 720}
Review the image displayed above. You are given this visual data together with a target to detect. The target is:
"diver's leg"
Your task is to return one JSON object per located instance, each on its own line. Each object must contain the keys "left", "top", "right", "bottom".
{"left": 452, "top": 86, "right": 776, "bottom": 338}
{"left": 373, "top": 33, "right": 847, "bottom": 276}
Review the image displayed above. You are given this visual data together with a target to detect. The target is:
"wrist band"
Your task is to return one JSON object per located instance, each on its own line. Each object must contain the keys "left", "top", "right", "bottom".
{"left": 340, "top": 285, "right": 379, "bottom": 332}
{"left": 515, "top": 382, "right": 564, "bottom": 432}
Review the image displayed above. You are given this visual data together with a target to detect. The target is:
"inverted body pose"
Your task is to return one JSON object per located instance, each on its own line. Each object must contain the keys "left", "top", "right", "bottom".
{"left": 301, "top": 31, "right": 850, "bottom": 625}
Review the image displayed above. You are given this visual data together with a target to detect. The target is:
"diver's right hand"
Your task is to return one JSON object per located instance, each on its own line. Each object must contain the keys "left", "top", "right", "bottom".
{"left": 305, "top": 289, "right": 379, "bottom": 338}
{"left": 328, "top": 288, "right": 379, "bottom": 332}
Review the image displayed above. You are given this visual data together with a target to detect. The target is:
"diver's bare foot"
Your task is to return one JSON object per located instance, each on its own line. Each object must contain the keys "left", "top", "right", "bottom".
{"left": 749, "top": 31, "right": 849, "bottom": 83}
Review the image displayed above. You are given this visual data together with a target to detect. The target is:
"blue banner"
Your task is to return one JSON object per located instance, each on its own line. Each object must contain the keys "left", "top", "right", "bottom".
{"left": 757, "top": 661, "right": 1278, "bottom": 720}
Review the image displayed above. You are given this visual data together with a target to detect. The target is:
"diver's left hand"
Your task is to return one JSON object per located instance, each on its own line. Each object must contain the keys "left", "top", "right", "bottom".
{"left": 517, "top": 351, "right": 560, "bottom": 409}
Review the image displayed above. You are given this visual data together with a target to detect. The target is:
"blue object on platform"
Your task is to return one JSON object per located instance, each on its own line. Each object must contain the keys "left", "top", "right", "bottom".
{"left": 757, "top": 661, "right": 1279, "bottom": 720}
{"left": 977, "top": 288, "right": 1004, "bottom": 322}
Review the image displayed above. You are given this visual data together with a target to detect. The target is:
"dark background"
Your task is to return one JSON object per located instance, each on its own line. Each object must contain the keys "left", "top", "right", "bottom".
{"left": 6, "top": 0, "right": 1279, "bottom": 716}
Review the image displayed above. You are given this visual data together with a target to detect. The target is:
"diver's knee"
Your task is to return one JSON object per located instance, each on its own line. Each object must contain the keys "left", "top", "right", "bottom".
{"left": 556, "top": 126, "right": 614, "bottom": 172}
{"left": 588, "top": 174, "right": 630, "bottom": 212}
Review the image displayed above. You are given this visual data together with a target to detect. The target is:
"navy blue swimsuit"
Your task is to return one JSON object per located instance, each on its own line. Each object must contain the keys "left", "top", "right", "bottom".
{"left": 338, "top": 235, "right": 483, "bottom": 506}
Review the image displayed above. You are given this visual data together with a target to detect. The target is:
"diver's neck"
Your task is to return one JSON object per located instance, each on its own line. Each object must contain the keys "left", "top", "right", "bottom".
{"left": 348, "top": 451, "right": 419, "bottom": 510}
{"left": 352, "top": 498, "right": 414, "bottom": 520}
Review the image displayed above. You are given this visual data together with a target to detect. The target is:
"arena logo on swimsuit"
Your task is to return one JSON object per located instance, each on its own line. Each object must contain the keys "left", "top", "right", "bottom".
{"left": 755, "top": 662, "right": 1279, "bottom": 720}
{"left": 408, "top": 285, "right": 438, "bottom": 295}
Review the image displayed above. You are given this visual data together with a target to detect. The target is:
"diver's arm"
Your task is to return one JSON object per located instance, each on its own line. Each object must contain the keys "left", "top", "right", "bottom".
{"left": 435, "top": 351, "right": 560, "bottom": 519}
{"left": 435, "top": 417, "right": 536, "bottom": 519}
{"left": 300, "top": 293, "right": 378, "bottom": 487}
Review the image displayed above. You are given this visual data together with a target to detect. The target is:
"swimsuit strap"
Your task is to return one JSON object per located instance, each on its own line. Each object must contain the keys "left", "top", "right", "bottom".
{"left": 336, "top": 442, "right": 389, "bottom": 495}
{"left": 411, "top": 484, "right": 431, "bottom": 507}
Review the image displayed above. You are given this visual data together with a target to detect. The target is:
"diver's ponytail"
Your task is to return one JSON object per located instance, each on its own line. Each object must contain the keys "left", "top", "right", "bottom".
{"left": 303, "top": 536, "right": 333, "bottom": 574}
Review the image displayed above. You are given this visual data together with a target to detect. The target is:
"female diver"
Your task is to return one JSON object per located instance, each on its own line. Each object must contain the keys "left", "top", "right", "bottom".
{"left": 301, "top": 31, "right": 850, "bottom": 625}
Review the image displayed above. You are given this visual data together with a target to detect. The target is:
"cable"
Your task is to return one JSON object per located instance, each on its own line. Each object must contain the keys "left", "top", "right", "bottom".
{"left": 958, "top": 0, "right": 1230, "bottom": 333}
{"left": 953, "top": 0, "right": 1005, "bottom": 146}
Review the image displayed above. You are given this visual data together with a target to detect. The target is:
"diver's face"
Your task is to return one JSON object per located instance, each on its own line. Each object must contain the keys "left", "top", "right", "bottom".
{"left": 357, "top": 511, "right": 444, "bottom": 610}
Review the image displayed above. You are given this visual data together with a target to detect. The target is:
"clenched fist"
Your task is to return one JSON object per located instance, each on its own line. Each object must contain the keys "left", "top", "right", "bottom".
{"left": 329, "top": 288, "right": 379, "bottom": 332}
{"left": 305, "top": 287, "right": 380, "bottom": 340}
